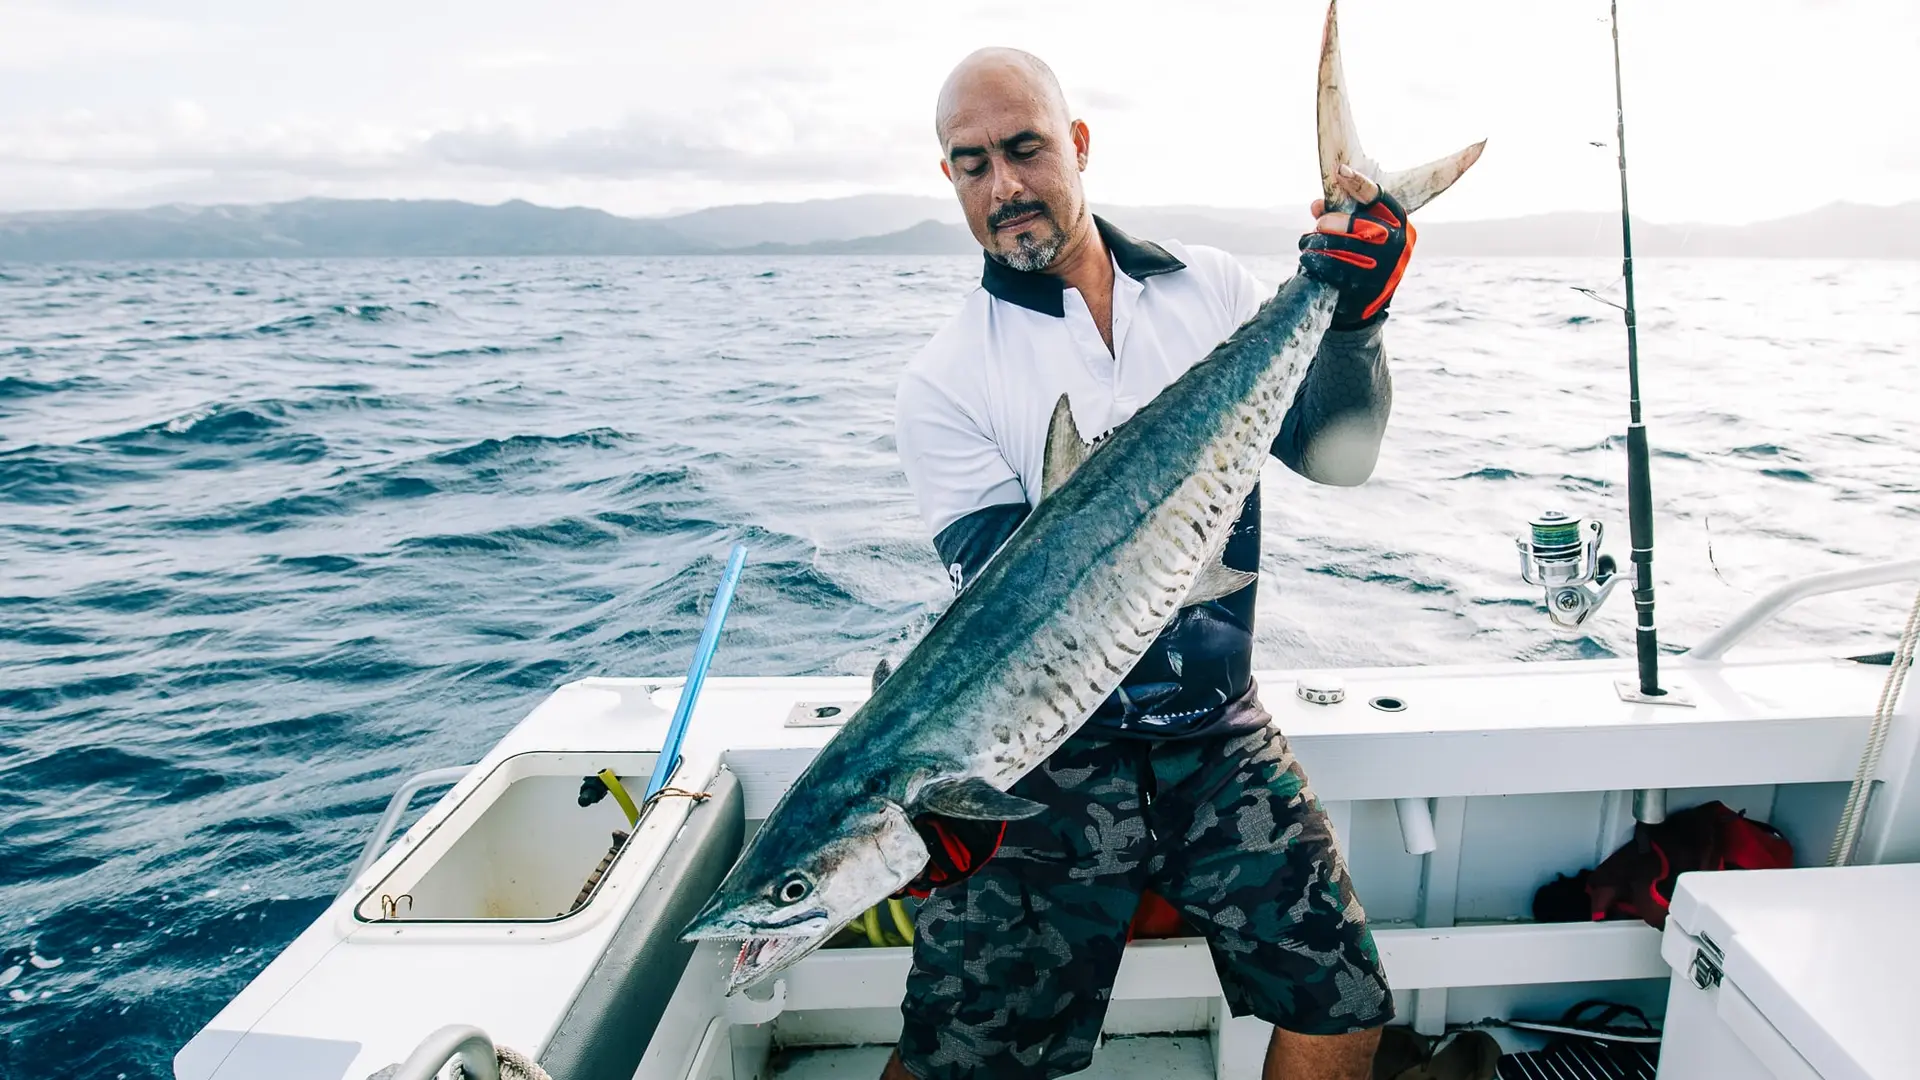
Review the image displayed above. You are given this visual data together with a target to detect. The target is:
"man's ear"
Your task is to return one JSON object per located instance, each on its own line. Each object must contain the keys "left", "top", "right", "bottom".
{"left": 1071, "top": 120, "right": 1090, "bottom": 170}
{"left": 940, "top": 157, "right": 954, "bottom": 183}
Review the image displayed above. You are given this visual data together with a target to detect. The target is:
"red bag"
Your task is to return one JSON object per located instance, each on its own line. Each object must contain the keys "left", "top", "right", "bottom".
{"left": 1585, "top": 801, "right": 1793, "bottom": 929}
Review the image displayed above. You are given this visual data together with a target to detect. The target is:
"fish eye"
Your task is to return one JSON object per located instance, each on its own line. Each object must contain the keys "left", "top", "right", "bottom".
{"left": 776, "top": 875, "right": 811, "bottom": 904}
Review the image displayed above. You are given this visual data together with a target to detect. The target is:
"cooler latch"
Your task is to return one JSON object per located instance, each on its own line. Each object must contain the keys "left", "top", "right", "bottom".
{"left": 1690, "top": 932, "right": 1725, "bottom": 989}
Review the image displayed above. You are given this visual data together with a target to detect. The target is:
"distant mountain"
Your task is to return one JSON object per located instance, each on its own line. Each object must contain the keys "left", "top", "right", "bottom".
{"left": 0, "top": 198, "right": 706, "bottom": 260}
{"left": 2, "top": 195, "right": 1915, "bottom": 262}
{"left": 1413, "top": 203, "right": 1920, "bottom": 259}
{"left": 652, "top": 194, "right": 960, "bottom": 248}
{"left": 733, "top": 219, "right": 981, "bottom": 256}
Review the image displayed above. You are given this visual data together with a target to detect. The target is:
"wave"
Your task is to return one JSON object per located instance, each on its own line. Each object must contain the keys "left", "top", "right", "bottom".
{"left": 105, "top": 404, "right": 286, "bottom": 446}
{"left": 0, "top": 449, "right": 147, "bottom": 505}
{"left": 1454, "top": 466, "right": 1522, "bottom": 481}
{"left": 1730, "top": 443, "right": 1794, "bottom": 458}
{"left": 398, "top": 515, "right": 626, "bottom": 554}
{"left": 1305, "top": 562, "right": 1453, "bottom": 596}
{"left": 252, "top": 302, "right": 431, "bottom": 335}
{"left": 0, "top": 373, "right": 99, "bottom": 400}
{"left": 1575, "top": 434, "right": 1696, "bottom": 461}
{"left": 140, "top": 425, "right": 643, "bottom": 533}
{"left": 427, "top": 428, "right": 632, "bottom": 467}
{"left": 408, "top": 343, "right": 546, "bottom": 359}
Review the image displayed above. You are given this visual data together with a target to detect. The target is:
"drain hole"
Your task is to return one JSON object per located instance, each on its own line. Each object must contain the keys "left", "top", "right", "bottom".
{"left": 814, "top": 705, "right": 842, "bottom": 719}
{"left": 1369, "top": 696, "right": 1406, "bottom": 713}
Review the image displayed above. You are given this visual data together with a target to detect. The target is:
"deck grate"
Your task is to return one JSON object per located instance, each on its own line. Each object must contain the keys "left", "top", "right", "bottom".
{"left": 1495, "top": 1040, "right": 1658, "bottom": 1080}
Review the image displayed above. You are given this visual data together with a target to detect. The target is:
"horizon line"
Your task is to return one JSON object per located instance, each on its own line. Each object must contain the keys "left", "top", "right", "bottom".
{"left": 2, "top": 192, "right": 1913, "bottom": 231}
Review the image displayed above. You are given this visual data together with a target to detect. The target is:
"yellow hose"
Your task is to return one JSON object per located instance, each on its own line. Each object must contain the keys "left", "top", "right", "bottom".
{"left": 887, "top": 899, "right": 916, "bottom": 945}
{"left": 597, "top": 769, "right": 641, "bottom": 827}
{"left": 860, "top": 906, "right": 887, "bottom": 948}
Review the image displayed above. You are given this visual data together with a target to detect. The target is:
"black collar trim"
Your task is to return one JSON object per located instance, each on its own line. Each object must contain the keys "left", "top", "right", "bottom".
{"left": 979, "top": 214, "right": 1186, "bottom": 317}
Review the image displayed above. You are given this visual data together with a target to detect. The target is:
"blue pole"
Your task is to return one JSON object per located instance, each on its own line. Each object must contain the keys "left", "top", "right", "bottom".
{"left": 644, "top": 542, "right": 749, "bottom": 801}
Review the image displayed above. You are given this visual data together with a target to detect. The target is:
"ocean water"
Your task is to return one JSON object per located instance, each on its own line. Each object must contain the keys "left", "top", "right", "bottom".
{"left": 1, "top": 254, "right": 1916, "bottom": 1078}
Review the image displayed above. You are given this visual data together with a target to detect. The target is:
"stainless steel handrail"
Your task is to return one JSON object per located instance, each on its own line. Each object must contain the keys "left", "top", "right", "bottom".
{"left": 1688, "top": 559, "right": 1920, "bottom": 662}
{"left": 371, "top": 1024, "right": 500, "bottom": 1080}
{"left": 342, "top": 765, "right": 474, "bottom": 894}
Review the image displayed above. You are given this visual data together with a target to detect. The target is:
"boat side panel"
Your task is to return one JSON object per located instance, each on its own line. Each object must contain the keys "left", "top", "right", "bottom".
{"left": 539, "top": 770, "right": 747, "bottom": 1080}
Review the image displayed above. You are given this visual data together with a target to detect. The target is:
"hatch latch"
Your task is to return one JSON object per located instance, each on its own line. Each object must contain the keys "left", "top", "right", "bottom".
{"left": 1689, "top": 932, "right": 1725, "bottom": 989}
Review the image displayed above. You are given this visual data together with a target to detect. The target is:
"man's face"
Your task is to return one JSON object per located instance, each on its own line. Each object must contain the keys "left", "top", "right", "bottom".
{"left": 939, "top": 70, "right": 1088, "bottom": 273}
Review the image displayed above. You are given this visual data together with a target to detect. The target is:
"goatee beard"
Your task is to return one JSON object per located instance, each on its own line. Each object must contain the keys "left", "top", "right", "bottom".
{"left": 999, "top": 230, "right": 1065, "bottom": 272}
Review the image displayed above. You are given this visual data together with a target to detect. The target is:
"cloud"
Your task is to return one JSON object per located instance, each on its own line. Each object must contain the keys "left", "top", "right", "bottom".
{"left": 0, "top": 0, "right": 1913, "bottom": 219}
{"left": 418, "top": 115, "right": 906, "bottom": 183}
{"left": 1071, "top": 87, "right": 1135, "bottom": 113}
{"left": 0, "top": 99, "right": 929, "bottom": 211}
{"left": 0, "top": 2, "right": 207, "bottom": 71}
{"left": 459, "top": 50, "right": 569, "bottom": 72}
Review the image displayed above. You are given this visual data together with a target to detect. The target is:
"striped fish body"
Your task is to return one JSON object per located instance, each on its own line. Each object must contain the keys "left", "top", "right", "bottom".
{"left": 858, "top": 277, "right": 1337, "bottom": 793}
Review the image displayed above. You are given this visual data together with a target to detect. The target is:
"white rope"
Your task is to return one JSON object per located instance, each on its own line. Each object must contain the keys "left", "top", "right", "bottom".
{"left": 449, "top": 1046, "right": 552, "bottom": 1080}
{"left": 1829, "top": 581, "right": 1920, "bottom": 866}
{"left": 369, "top": 1042, "right": 556, "bottom": 1080}
{"left": 487, "top": 1046, "right": 553, "bottom": 1080}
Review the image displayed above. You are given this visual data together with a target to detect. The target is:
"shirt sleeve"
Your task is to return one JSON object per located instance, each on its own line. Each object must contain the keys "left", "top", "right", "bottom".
{"left": 1198, "top": 244, "right": 1394, "bottom": 486}
{"left": 1272, "top": 319, "right": 1393, "bottom": 486}
{"left": 894, "top": 368, "right": 1031, "bottom": 585}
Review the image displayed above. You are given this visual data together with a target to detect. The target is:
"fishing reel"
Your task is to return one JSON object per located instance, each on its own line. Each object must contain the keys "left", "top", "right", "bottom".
{"left": 1516, "top": 510, "right": 1619, "bottom": 628}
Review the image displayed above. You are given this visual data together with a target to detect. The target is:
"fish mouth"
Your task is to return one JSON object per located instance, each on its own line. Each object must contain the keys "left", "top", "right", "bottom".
{"left": 682, "top": 903, "right": 826, "bottom": 941}
{"left": 725, "top": 933, "right": 830, "bottom": 993}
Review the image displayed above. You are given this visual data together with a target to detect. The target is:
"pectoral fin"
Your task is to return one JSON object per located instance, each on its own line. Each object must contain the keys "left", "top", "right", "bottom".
{"left": 871, "top": 658, "right": 892, "bottom": 692}
{"left": 914, "top": 777, "right": 1047, "bottom": 821}
{"left": 1185, "top": 558, "right": 1258, "bottom": 606}
{"left": 1041, "top": 394, "right": 1091, "bottom": 500}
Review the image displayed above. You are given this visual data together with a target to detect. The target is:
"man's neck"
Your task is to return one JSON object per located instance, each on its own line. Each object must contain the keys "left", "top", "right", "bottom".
{"left": 1045, "top": 212, "right": 1112, "bottom": 298}
{"left": 1046, "top": 212, "right": 1116, "bottom": 351}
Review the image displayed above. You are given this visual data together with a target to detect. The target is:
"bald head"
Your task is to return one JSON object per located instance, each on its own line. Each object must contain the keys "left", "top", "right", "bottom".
{"left": 935, "top": 48, "right": 1071, "bottom": 146}
{"left": 933, "top": 46, "right": 1092, "bottom": 274}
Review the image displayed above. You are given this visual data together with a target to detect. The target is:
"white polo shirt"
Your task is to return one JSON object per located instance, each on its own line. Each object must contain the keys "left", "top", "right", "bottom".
{"left": 895, "top": 217, "right": 1269, "bottom": 543}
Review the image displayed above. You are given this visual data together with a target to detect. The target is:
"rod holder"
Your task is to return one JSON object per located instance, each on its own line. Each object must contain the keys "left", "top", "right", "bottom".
{"left": 1633, "top": 788, "right": 1667, "bottom": 825}
{"left": 1396, "top": 797, "right": 1438, "bottom": 855}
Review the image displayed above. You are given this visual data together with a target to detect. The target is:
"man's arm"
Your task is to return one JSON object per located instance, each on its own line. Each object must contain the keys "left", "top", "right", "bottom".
{"left": 1271, "top": 321, "right": 1392, "bottom": 486}
{"left": 894, "top": 370, "right": 1029, "bottom": 594}
{"left": 1217, "top": 259, "right": 1394, "bottom": 487}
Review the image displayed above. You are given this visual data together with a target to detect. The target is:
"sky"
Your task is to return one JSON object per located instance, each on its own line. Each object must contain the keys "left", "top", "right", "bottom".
{"left": 1, "top": 0, "right": 1915, "bottom": 224}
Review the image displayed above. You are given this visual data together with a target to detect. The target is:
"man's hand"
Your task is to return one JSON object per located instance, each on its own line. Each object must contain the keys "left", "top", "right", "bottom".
{"left": 1298, "top": 164, "right": 1415, "bottom": 331}
{"left": 891, "top": 813, "right": 1007, "bottom": 898}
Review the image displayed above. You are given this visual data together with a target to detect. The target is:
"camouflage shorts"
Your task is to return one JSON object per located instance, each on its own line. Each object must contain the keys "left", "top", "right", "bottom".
{"left": 897, "top": 708, "right": 1392, "bottom": 1080}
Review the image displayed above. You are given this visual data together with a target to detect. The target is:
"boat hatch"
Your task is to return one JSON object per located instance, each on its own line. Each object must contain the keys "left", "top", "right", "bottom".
{"left": 352, "top": 750, "right": 663, "bottom": 923}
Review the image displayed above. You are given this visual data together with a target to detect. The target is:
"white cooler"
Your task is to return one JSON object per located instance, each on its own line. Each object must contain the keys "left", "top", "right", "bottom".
{"left": 1657, "top": 862, "right": 1920, "bottom": 1079}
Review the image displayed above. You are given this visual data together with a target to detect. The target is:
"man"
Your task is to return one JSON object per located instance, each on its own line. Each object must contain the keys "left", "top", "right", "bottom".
{"left": 887, "top": 47, "right": 1413, "bottom": 1080}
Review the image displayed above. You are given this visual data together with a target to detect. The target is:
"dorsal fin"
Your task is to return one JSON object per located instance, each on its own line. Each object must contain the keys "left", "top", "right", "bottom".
{"left": 1041, "top": 394, "right": 1091, "bottom": 500}
{"left": 1185, "top": 559, "right": 1259, "bottom": 607}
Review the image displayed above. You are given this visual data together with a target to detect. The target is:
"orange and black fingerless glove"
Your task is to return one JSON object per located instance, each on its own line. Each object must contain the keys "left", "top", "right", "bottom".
{"left": 1298, "top": 190, "right": 1416, "bottom": 331}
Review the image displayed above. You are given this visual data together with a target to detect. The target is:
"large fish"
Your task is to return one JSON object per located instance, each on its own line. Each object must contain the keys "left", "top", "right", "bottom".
{"left": 682, "top": 0, "right": 1484, "bottom": 993}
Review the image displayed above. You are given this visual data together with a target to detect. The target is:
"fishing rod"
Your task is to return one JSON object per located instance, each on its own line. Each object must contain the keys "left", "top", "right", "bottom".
{"left": 1605, "top": 0, "right": 1666, "bottom": 702}
{"left": 1518, "top": 1, "right": 1685, "bottom": 706}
